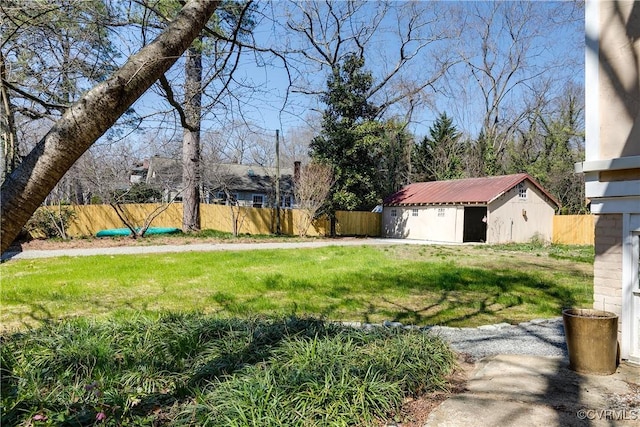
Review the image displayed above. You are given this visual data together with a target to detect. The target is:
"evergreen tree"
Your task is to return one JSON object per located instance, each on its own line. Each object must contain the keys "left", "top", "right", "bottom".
{"left": 310, "top": 54, "right": 378, "bottom": 214}
{"left": 412, "top": 112, "right": 464, "bottom": 181}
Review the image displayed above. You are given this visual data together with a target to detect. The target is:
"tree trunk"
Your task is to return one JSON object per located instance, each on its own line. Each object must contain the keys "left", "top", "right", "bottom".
{"left": 182, "top": 43, "right": 202, "bottom": 232}
{"left": 0, "top": 0, "right": 220, "bottom": 254}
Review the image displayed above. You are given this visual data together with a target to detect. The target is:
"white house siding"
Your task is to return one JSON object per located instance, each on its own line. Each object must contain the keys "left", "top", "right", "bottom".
{"left": 383, "top": 206, "right": 463, "bottom": 242}
{"left": 486, "top": 181, "right": 556, "bottom": 244}
{"left": 581, "top": 0, "right": 640, "bottom": 363}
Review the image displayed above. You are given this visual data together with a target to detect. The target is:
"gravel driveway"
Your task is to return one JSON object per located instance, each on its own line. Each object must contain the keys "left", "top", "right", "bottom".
{"left": 427, "top": 317, "right": 567, "bottom": 360}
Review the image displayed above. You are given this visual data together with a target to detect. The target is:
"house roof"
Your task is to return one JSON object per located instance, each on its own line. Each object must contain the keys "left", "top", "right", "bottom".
{"left": 205, "top": 163, "right": 295, "bottom": 193}
{"left": 145, "top": 156, "right": 295, "bottom": 193}
{"left": 383, "top": 174, "right": 560, "bottom": 207}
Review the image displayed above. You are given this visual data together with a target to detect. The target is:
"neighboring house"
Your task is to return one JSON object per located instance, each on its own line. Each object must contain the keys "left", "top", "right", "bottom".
{"left": 138, "top": 156, "right": 298, "bottom": 208}
{"left": 129, "top": 159, "right": 149, "bottom": 185}
{"left": 382, "top": 174, "right": 559, "bottom": 244}
{"left": 576, "top": 1, "right": 640, "bottom": 364}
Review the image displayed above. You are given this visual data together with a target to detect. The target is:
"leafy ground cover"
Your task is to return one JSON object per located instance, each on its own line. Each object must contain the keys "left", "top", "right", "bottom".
{"left": 1, "top": 315, "right": 457, "bottom": 426}
{"left": 1, "top": 243, "right": 593, "bottom": 331}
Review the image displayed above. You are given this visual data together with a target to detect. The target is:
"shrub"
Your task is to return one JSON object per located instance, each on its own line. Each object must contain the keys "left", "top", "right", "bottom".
{"left": 24, "top": 206, "right": 76, "bottom": 239}
{"left": 1, "top": 314, "right": 456, "bottom": 426}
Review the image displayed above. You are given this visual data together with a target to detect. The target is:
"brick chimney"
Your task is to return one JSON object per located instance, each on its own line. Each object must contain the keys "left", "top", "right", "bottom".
{"left": 294, "top": 161, "right": 301, "bottom": 182}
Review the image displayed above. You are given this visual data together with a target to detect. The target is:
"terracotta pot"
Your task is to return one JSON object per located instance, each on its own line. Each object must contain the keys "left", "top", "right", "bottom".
{"left": 562, "top": 308, "right": 619, "bottom": 375}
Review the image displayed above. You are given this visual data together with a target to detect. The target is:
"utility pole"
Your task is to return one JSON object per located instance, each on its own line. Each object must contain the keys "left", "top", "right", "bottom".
{"left": 275, "top": 129, "right": 281, "bottom": 235}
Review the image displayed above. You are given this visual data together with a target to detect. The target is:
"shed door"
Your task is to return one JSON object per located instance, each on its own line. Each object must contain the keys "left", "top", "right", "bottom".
{"left": 463, "top": 207, "right": 487, "bottom": 243}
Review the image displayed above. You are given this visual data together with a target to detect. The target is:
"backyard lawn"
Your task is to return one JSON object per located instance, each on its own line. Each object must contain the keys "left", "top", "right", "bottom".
{"left": 0, "top": 242, "right": 593, "bottom": 426}
{"left": 1, "top": 243, "right": 593, "bottom": 331}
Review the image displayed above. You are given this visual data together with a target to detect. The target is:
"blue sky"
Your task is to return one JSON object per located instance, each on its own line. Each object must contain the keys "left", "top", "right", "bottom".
{"left": 118, "top": 0, "right": 584, "bottom": 156}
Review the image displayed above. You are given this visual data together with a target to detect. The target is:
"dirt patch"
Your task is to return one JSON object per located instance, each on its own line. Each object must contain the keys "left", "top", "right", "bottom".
{"left": 14, "top": 236, "right": 198, "bottom": 251}
{"left": 11, "top": 234, "right": 331, "bottom": 252}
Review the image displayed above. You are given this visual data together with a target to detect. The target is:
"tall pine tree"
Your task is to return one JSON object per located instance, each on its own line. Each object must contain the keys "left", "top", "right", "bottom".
{"left": 310, "top": 54, "right": 379, "bottom": 214}
{"left": 412, "top": 112, "right": 463, "bottom": 181}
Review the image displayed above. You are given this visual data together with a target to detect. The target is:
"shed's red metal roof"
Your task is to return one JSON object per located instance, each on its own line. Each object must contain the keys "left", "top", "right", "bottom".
{"left": 383, "top": 174, "right": 559, "bottom": 207}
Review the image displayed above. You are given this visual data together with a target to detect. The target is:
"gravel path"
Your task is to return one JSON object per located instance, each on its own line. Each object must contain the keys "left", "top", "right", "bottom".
{"left": 427, "top": 318, "right": 567, "bottom": 360}
{"left": 1, "top": 238, "right": 443, "bottom": 261}
{"left": 344, "top": 317, "right": 568, "bottom": 361}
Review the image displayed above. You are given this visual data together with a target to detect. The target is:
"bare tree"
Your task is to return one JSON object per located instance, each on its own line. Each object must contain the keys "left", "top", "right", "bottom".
{"left": 281, "top": 0, "right": 456, "bottom": 124}
{"left": 280, "top": 125, "right": 313, "bottom": 166}
{"left": 133, "top": 0, "right": 257, "bottom": 233}
{"left": 442, "top": 1, "right": 584, "bottom": 175}
{"left": 202, "top": 121, "right": 263, "bottom": 165}
{"left": 504, "top": 82, "right": 586, "bottom": 213}
{"left": 77, "top": 145, "right": 180, "bottom": 238}
{"left": 1, "top": 51, "right": 17, "bottom": 182}
{"left": 1, "top": 0, "right": 120, "bottom": 183}
{"left": 203, "top": 163, "right": 248, "bottom": 237}
{"left": 293, "top": 162, "right": 333, "bottom": 237}
{"left": 108, "top": 191, "right": 181, "bottom": 239}
{"left": 1, "top": 0, "right": 221, "bottom": 254}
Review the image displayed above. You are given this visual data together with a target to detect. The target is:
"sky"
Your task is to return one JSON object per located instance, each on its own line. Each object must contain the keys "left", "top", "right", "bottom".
{"left": 113, "top": 0, "right": 585, "bottom": 159}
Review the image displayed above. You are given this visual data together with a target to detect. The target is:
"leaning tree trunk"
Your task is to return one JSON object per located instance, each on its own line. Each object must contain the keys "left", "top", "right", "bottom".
{"left": 0, "top": 0, "right": 220, "bottom": 254}
{"left": 182, "top": 43, "right": 202, "bottom": 232}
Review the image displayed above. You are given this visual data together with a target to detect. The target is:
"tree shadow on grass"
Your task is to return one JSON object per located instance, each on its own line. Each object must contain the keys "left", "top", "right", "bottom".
{"left": 324, "top": 264, "right": 583, "bottom": 327}
{"left": 2, "top": 259, "right": 585, "bottom": 334}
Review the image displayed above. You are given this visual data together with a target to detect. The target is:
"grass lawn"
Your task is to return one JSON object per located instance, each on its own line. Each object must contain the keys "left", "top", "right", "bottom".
{"left": 0, "top": 242, "right": 593, "bottom": 426}
{"left": 1, "top": 243, "right": 593, "bottom": 331}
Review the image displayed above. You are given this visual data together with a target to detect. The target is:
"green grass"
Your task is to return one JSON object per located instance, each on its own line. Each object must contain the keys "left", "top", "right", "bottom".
{"left": 1, "top": 314, "right": 456, "bottom": 426}
{"left": 0, "top": 243, "right": 593, "bottom": 425}
{"left": 1, "top": 244, "right": 593, "bottom": 330}
{"left": 485, "top": 242, "right": 594, "bottom": 264}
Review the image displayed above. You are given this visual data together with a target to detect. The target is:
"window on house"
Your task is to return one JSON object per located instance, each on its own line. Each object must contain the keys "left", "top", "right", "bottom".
{"left": 281, "top": 195, "right": 293, "bottom": 208}
{"left": 412, "top": 209, "right": 419, "bottom": 217}
{"left": 437, "top": 208, "right": 445, "bottom": 217}
{"left": 252, "top": 194, "right": 264, "bottom": 208}
{"left": 518, "top": 182, "right": 527, "bottom": 199}
{"left": 391, "top": 209, "right": 397, "bottom": 218}
{"left": 217, "top": 191, "right": 238, "bottom": 205}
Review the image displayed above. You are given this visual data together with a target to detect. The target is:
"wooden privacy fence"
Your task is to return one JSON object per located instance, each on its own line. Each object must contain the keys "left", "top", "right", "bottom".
{"left": 54, "top": 203, "right": 381, "bottom": 238}
{"left": 33, "top": 204, "right": 593, "bottom": 245}
{"left": 552, "top": 215, "right": 595, "bottom": 245}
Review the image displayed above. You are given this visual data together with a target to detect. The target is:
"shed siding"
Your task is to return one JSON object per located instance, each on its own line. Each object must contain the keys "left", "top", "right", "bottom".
{"left": 382, "top": 206, "right": 462, "bottom": 242}
{"left": 488, "top": 181, "right": 556, "bottom": 243}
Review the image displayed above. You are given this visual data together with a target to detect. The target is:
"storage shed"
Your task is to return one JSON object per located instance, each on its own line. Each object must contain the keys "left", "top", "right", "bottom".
{"left": 382, "top": 174, "right": 560, "bottom": 243}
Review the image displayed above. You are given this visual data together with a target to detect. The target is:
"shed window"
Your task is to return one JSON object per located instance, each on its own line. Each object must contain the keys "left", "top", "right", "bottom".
{"left": 391, "top": 209, "right": 397, "bottom": 218}
{"left": 437, "top": 208, "right": 445, "bottom": 217}
{"left": 412, "top": 209, "right": 419, "bottom": 217}
{"left": 518, "top": 183, "right": 527, "bottom": 199}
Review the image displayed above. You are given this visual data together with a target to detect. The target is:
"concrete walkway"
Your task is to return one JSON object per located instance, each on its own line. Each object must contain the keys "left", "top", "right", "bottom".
{"left": 425, "top": 355, "right": 640, "bottom": 427}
